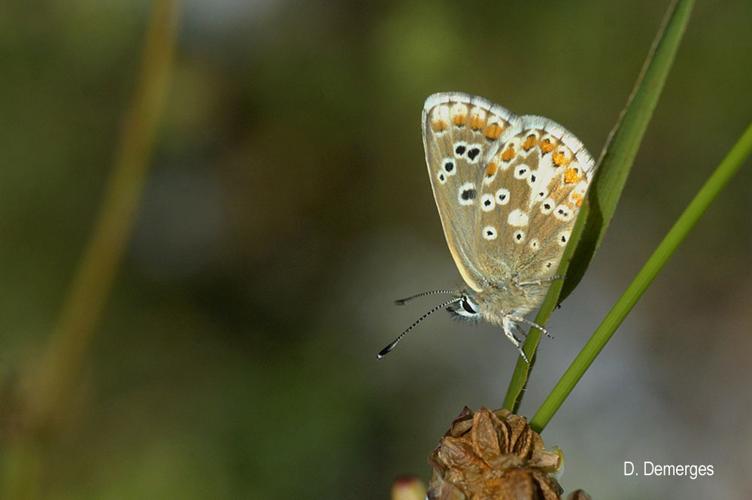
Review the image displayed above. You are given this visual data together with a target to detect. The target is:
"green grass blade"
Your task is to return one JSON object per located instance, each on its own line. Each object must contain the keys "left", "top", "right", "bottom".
{"left": 502, "top": 0, "right": 694, "bottom": 412}
{"left": 530, "top": 122, "right": 752, "bottom": 433}
{"left": 560, "top": 0, "right": 695, "bottom": 301}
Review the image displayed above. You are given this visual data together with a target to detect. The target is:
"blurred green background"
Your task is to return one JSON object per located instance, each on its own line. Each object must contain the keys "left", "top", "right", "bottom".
{"left": 1, "top": 0, "right": 751, "bottom": 498}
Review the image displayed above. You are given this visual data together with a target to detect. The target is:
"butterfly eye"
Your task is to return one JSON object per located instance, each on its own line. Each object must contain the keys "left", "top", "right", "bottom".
{"left": 461, "top": 298, "right": 478, "bottom": 315}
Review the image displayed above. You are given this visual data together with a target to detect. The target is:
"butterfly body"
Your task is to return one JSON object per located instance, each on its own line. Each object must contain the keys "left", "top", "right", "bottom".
{"left": 421, "top": 92, "right": 596, "bottom": 355}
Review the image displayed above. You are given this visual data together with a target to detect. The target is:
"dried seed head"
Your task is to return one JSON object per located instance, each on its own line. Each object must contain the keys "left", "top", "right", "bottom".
{"left": 428, "top": 407, "right": 589, "bottom": 500}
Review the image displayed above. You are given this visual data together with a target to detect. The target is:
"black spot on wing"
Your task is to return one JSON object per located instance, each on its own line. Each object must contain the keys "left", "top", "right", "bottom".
{"left": 460, "top": 188, "right": 477, "bottom": 201}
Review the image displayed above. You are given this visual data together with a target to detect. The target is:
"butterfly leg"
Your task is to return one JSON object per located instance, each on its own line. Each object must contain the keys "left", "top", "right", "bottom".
{"left": 502, "top": 316, "right": 529, "bottom": 363}
{"left": 506, "top": 314, "right": 554, "bottom": 339}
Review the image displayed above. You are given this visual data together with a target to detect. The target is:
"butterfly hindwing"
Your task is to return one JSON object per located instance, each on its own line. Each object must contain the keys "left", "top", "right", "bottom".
{"left": 476, "top": 115, "right": 595, "bottom": 285}
{"left": 422, "top": 93, "right": 518, "bottom": 291}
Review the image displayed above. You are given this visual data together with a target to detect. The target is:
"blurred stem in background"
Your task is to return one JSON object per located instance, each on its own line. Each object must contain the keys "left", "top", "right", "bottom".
{"left": 2, "top": 1, "right": 179, "bottom": 497}
{"left": 531, "top": 121, "right": 752, "bottom": 432}
{"left": 502, "top": 0, "right": 695, "bottom": 413}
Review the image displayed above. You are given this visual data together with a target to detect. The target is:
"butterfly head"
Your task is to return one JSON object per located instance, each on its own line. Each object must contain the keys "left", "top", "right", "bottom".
{"left": 449, "top": 281, "right": 541, "bottom": 328}
{"left": 378, "top": 283, "right": 542, "bottom": 359}
{"left": 446, "top": 291, "right": 481, "bottom": 321}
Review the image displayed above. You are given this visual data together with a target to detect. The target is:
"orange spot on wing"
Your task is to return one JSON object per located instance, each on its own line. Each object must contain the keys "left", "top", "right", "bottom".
{"left": 469, "top": 115, "right": 486, "bottom": 130}
{"left": 552, "top": 151, "right": 571, "bottom": 167}
{"left": 431, "top": 120, "right": 448, "bottom": 132}
{"left": 452, "top": 113, "right": 467, "bottom": 126}
{"left": 485, "top": 162, "right": 498, "bottom": 177}
{"left": 539, "top": 139, "right": 555, "bottom": 153}
{"left": 501, "top": 146, "right": 516, "bottom": 162}
{"left": 483, "top": 123, "right": 503, "bottom": 140}
{"left": 522, "top": 134, "right": 536, "bottom": 151}
{"left": 563, "top": 167, "right": 580, "bottom": 184}
{"left": 571, "top": 192, "right": 583, "bottom": 207}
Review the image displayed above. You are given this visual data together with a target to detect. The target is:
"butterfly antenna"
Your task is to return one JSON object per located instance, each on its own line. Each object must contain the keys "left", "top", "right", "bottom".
{"left": 378, "top": 297, "right": 463, "bottom": 359}
{"left": 394, "top": 289, "right": 457, "bottom": 305}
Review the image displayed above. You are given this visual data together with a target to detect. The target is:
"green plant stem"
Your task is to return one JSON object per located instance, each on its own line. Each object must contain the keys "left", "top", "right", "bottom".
{"left": 503, "top": 0, "right": 694, "bottom": 412}
{"left": 530, "top": 122, "right": 752, "bottom": 433}
{"left": 23, "top": 0, "right": 179, "bottom": 433}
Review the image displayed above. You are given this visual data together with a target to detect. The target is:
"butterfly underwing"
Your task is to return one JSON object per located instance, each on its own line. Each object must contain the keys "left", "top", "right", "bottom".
{"left": 378, "top": 92, "right": 596, "bottom": 360}
{"left": 426, "top": 92, "right": 596, "bottom": 355}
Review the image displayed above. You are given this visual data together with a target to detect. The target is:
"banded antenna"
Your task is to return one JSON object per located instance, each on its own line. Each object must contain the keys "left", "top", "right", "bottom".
{"left": 377, "top": 297, "right": 463, "bottom": 359}
{"left": 394, "top": 289, "right": 457, "bottom": 305}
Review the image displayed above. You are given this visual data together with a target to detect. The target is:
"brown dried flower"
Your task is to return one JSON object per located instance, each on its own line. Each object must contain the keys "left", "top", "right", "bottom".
{"left": 428, "top": 407, "right": 587, "bottom": 500}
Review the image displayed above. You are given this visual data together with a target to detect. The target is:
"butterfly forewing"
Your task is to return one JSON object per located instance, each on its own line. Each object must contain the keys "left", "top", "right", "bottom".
{"left": 476, "top": 115, "right": 595, "bottom": 285}
{"left": 422, "top": 92, "right": 519, "bottom": 291}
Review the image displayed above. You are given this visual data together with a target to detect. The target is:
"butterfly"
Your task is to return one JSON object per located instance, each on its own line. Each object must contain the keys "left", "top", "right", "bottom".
{"left": 379, "top": 92, "right": 596, "bottom": 361}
